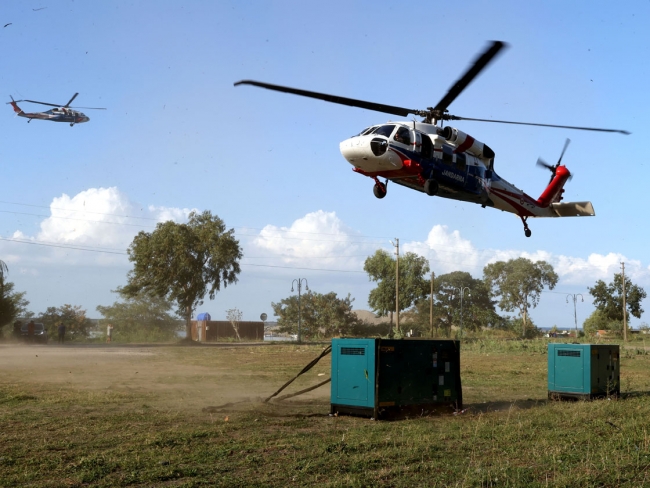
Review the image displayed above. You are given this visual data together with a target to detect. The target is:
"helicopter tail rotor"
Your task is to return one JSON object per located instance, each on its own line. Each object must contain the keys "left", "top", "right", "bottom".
{"left": 537, "top": 139, "right": 571, "bottom": 184}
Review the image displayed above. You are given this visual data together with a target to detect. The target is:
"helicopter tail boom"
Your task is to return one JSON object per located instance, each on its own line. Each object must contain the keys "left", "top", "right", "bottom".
{"left": 536, "top": 165, "right": 571, "bottom": 207}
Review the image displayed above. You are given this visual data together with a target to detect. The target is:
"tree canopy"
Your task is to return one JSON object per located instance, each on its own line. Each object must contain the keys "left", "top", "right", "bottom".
{"left": 123, "top": 210, "right": 242, "bottom": 338}
{"left": 272, "top": 290, "right": 363, "bottom": 339}
{"left": 39, "top": 304, "right": 92, "bottom": 340}
{"left": 588, "top": 273, "right": 646, "bottom": 325}
{"left": 582, "top": 309, "right": 621, "bottom": 337}
{"left": 96, "top": 288, "right": 181, "bottom": 342}
{"left": 406, "top": 271, "right": 500, "bottom": 337}
{"left": 363, "top": 249, "right": 430, "bottom": 326}
{"left": 0, "top": 261, "right": 30, "bottom": 337}
{"left": 434, "top": 271, "right": 500, "bottom": 336}
{"left": 483, "top": 257, "right": 558, "bottom": 336}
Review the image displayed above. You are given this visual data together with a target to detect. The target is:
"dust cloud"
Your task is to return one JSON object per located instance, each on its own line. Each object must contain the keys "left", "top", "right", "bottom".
{"left": 0, "top": 344, "right": 318, "bottom": 412}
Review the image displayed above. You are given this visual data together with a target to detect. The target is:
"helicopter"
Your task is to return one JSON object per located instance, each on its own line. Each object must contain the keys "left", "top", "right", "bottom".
{"left": 234, "top": 41, "right": 629, "bottom": 237}
{"left": 7, "top": 93, "right": 105, "bottom": 126}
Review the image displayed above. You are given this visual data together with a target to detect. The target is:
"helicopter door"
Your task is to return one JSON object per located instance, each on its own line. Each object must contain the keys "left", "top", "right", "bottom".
{"left": 420, "top": 134, "right": 433, "bottom": 159}
{"left": 440, "top": 145, "right": 466, "bottom": 187}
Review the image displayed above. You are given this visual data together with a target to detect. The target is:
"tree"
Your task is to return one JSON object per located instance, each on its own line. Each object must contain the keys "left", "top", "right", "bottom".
{"left": 0, "top": 259, "right": 7, "bottom": 294}
{"left": 588, "top": 273, "right": 646, "bottom": 325}
{"left": 39, "top": 304, "right": 92, "bottom": 340}
{"left": 406, "top": 271, "right": 500, "bottom": 337}
{"left": 96, "top": 288, "right": 181, "bottom": 342}
{"left": 123, "top": 210, "right": 242, "bottom": 339}
{"left": 501, "top": 316, "right": 542, "bottom": 338}
{"left": 0, "top": 261, "right": 31, "bottom": 337}
{"left": 583, "top": 309, "right": 621, "bottom": 337}
{"left": 483, "top": 258, "right": 558, "bottom": 337}
{"left": 226, "top": 308, "right": 242, "bottom": 341}
{"left": 0, "top": 281, "right": 30, "bottom": 337}
{"left": 363, "top": 249, "right": 430, "bottom": 326}
{"left": 272, "top": 291, "right": 363, "bottom": 339}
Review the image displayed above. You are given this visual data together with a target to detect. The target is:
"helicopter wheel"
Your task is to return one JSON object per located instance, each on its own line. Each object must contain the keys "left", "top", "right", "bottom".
{"left": 520, "top": 215, "right": 532, "bottom": 237}
{"left": 424, "top": 178, "right": 439, "bottom": 196}
{"left": 373, "top": 182, "right": 387, "bottom": 199}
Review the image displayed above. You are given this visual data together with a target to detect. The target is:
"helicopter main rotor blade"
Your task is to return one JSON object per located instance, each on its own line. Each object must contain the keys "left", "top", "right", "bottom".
{"left": 22, "top": 99, "right": 62, "bottom": 108}
{"left": 64, "top": 93, "right": 79, "bottom": 107}
{"left": 433, "top": 41, "right": 507, "bottom": 113}
{"left": 448, "top": 115, "right": 631, "bottom": 135}
{"left": 234, "top": 80, "right": 418, "bottom": 118}
{"left": 70, "top": 106, "right": 107, "bottom": 110}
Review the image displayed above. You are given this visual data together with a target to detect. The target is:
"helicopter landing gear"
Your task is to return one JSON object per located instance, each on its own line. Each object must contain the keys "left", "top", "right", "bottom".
{"left": 372, "top": 177, "right": 387, "bottom": 199}
{"left": 424, "top": 178, "right": 439, "bottom": 196}
{"left": 520, "top": 216, "right": 532, "bottom": 237}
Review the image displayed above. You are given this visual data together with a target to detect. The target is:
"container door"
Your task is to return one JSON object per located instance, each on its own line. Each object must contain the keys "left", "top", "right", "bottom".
{"left": 331, "top": 339, "right": 375, "bottom": 408}
{"left": 554, "top": 348, "right": 585, "bottom": 392}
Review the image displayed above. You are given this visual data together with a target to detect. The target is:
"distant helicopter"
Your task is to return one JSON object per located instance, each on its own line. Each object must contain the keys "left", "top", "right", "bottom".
{"left": 7, "top": 93, "right": 105, "bottom": 126}
{"left": 235, "top": 41, "right": 629, "bottom": 237}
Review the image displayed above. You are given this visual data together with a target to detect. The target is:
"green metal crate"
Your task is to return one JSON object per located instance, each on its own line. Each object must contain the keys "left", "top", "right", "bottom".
{"left": 331, "top": 338, "right": 462, "bottom": 419}
{"left": 548, "top": 344, "right": 620, "bottom": 400}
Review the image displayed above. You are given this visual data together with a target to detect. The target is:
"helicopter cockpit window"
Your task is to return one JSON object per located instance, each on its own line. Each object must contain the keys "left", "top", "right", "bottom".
{"left": 393, "top": 127, "right": 411, "bottom": 145}
{"left": 373, "top": 124, "right": 396, "bottom": 138}
{"left": 354, "top": 127, "right": 375, "bottom": 137}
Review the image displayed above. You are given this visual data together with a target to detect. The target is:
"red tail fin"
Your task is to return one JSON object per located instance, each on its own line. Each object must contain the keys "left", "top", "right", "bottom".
{"left": 536, "top": 166, "right": 571, "bottom": 207}
{"left": 9, "top": 99, "right": 23, "bottom": 115}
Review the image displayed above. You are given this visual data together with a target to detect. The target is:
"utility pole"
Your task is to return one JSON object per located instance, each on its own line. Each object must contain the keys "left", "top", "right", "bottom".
{"left": 291, "top": 278, "right": 309, "bottom": 344}
{"left": 391, "top": 238, "right": 400, "bottom": 333}
{"left": 566, "top": 293, "right": 584, "bottom": 338}
{"left": 621, "top": 262, "right": 627, "bottom": 342}
{"left": 430, "top": 271, "right": 435, "bottom": 338}
{"left": 453, "top": 287, "right": 471, "bottom": 339}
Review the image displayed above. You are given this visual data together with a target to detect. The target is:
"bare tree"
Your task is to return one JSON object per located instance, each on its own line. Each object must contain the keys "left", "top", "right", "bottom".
{"left": 226, "top": 308, "right": 242, "bottom": 341}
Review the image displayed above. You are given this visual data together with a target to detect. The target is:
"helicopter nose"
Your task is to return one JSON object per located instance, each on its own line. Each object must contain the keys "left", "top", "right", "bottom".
{"left": 339, "top": 135, "right": 402, "bottom": 172}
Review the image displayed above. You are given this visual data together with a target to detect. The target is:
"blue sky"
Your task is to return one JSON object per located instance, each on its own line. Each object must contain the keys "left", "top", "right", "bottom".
{"left": 1, "top": 1, "right": 649, "bottom": 329}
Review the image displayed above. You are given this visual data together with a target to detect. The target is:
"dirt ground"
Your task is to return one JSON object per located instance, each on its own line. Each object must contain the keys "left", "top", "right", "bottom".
{"left": 0, "top": 343, "right": 332, "bottom": 413}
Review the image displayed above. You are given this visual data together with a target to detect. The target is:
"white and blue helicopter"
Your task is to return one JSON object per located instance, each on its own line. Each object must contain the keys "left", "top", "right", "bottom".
{"left": 235, "top": 41, "right": 628, "bottom": 237}
{"left": 8, "top": 93, "right": 105, "bottom": 126}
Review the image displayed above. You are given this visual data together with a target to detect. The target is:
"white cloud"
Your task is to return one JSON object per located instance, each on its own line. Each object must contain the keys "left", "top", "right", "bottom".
{"left": 405, "top": 225, "right": 480, "bottom": 274}
{"left": 405, "top": 226, "right": 650, "bottom": 287}
{"left": 148, "top": 205, "right": 197, "bottom": 223}
{"left": 249, "top": 210, "right": 372, "bottom": 271}
{"left": 1, "top": 187, "right": 195, "bottom": 267}
{"left": 246, "top": 215, "right": 650, "bottom": 288}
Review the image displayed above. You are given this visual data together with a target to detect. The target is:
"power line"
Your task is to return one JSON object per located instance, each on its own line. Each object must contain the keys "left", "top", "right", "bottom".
{"left": 0, "top": 199, "right": 394, "bottom": 240}
{"left": 0, "top": 210, "right": 158, "bottom": 229}
{"left": 0, "top": 237, "right": 127, "bottom": 255}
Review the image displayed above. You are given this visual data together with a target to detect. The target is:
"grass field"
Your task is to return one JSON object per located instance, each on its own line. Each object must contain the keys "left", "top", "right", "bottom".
{"left": 1, "top": 339, "right": 650, "bottom": 487}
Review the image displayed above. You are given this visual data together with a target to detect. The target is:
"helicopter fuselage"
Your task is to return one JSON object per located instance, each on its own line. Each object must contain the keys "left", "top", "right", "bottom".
{"left": 339, "top": 122, "right": 587, "bottom": 220}
{"left": 9, "top": 98, "right": 92, "bottom": 125}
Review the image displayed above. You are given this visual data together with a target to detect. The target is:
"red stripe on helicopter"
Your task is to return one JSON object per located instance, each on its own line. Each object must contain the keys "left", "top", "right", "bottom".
{"left": 454, "top": 135, "right": 475, "bottom": 154}
{"left": 490, "top": 188, "right": 537, "bottom": 217}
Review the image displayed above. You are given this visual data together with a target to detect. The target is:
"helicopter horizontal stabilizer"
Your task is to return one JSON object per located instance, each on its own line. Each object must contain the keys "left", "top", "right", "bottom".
{"left": 550, "top": 201, "right": 595, "bottom": 217}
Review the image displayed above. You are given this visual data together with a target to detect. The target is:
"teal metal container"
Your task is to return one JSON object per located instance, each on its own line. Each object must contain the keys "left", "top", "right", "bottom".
{"left": 548, "top": 344, "right": 620, "bottom": 399}
{"left": 330, "top": 338, "right": 462, "bottom": 419}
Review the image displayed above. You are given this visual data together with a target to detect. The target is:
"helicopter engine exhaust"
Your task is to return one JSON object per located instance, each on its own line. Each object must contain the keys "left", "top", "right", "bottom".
{"left": 438, "top": 126, "right": 495, "bottom": 161}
